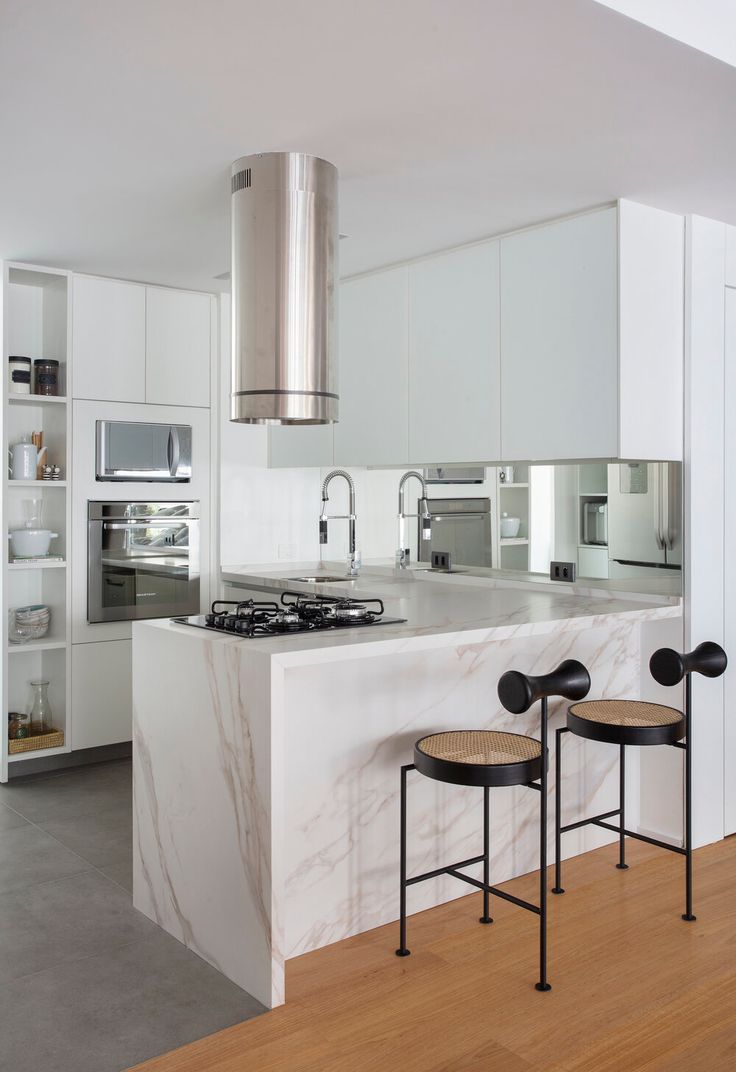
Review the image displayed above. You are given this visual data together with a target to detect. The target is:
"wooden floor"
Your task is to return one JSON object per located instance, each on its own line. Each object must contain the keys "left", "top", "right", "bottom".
{"left": 130, "top": 838, "right": 736, "bottom": 1072}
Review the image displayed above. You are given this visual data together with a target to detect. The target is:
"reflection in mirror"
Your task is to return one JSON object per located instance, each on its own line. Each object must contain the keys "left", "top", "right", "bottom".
{"left": 414, "top": 461, "right": 682, "bottom": 596}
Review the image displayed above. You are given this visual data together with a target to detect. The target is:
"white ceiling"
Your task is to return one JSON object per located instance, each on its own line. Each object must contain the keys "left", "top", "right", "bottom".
{"left": 1, "top": 0, "right": 735, "bottom": 292}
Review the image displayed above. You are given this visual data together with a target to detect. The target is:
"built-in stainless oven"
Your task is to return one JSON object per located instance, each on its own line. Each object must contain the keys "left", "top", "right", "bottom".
{"left": 88, "top": 502, "right": 200, "bottom": 623}
{"left": 418, "top": 497, "right": 493, "bottom": 568}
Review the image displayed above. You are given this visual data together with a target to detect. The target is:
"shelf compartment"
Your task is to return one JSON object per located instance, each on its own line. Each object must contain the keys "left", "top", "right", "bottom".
{"left": 7, "top": 648, "right": 67, "bottom": 753}
{"left": 500, "top": 537, "right": 529, "bottom": 545}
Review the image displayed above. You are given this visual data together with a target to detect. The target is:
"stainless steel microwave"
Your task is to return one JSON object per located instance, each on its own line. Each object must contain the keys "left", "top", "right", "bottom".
{"left": 96, "top": 420, "right": 192, "bottom": 482}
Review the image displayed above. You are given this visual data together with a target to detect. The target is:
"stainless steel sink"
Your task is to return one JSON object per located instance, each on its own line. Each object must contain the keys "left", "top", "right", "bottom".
{"left": 287, "top": 575, "right": 356, "bottom": 583}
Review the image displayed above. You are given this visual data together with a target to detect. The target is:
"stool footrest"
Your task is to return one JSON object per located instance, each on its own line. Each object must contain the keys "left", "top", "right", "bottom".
{"left": 560, "top": 807, "right": 620, "bottom": 834}
{"left": 446, "top": 869, "right": 540, "bottom": 915}
{"left": 592, "top": 820, "right": 686, "bottom": 855}
{"left": 405, "top": 854, "right": 485, "bottom": 887}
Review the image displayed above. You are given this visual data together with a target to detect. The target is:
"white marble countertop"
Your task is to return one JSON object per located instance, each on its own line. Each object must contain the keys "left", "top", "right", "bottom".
{"left": 139, "top": 559, "right": 683, "bottom": 662}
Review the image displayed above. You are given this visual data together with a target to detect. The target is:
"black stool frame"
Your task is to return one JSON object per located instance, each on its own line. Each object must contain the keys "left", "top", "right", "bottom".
{"left": 553, "top": 642, "right": 727, "bottom": 922}
{"left": 396, "top": 659, "right": 590, "bottom": 992}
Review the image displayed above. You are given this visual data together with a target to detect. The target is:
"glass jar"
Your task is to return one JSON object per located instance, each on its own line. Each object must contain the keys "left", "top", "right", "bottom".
{"left": 29, "top": 679, "right": 52, "bottom": 735}
{"left": 33, "top": 359, "right": 59, "bottom": 396}
{"left": 8, "top": 355, "right": 31, "bottom": 395}
{"left": 8, "top": 609, "right": 32, "bottom": 645}
{"left": 8, "top": 711, "right": 30, "bottom": 740}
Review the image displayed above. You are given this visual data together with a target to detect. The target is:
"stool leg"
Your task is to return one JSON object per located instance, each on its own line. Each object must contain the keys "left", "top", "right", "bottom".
{"left": 552, "top": 727, "right": 565, "bottom": 895}
{"left": 616, "top": 744, "right": 629, "bottom": 870}
{"left": 479, "top": 785, "right": 493, "bottom": 924}
{"left": 395, "top": 764, "right": 412, "bottom": 956}
{"left": 536, "top": 697, "right": 552, "bottom": 992}
{"left": 683, "top": 674, "right": 696, "bottom": 922}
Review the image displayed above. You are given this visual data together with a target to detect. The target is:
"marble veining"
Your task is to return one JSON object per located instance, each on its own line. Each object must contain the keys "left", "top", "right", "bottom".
{"left": 133, "top": 591, "right": 680, "bottom": 1009}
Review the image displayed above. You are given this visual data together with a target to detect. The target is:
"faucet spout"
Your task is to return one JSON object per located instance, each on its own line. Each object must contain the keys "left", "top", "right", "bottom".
{"left": 319, "top": 470, "right": 358, "bottom": 573}
{"left": 397, "top": 471, "right": 431, "bottom": 568}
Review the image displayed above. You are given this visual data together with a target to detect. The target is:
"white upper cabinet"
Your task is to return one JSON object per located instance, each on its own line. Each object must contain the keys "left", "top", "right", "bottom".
{"left": 334, "top": 267, "right": 409, "bottom": 466}
{"left": 72, "top": 275, "right": 146, "bottom": 402}
{"left": 500, "top": 210, "right": 618, "bottom": 461}
{"left": 500, "top": 203, "right": 683, "bottom": 462}
{"left": 409, "top": 243, "right": 500, "bottom": 464}
{"left": 146, "top": 287, "right": 212, "bottom": 408}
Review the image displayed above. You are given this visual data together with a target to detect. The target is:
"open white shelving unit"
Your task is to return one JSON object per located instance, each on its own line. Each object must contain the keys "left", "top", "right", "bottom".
{"left": 1, "top": 263, "right": 72, "bottom": 779}
{"left": 497, "top": 463, "right": 531, "bottom": 571}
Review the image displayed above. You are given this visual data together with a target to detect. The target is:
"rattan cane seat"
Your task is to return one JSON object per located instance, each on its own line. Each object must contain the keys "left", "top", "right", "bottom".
{"left": 568, "top": 699, "right": 685, "bottom": 746}
{"left": 414, "top": 730, "right": 543, "bottom": 787}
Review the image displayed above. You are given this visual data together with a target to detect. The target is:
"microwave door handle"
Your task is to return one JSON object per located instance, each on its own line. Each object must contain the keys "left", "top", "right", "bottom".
{"left": 654, "top": 464, "right": 665, "bottom": 551}
{"left": 167, "top": 428, "right": 180, "bottom": 478}
{"left": 661, "top": 463, "right": 670, "bottom": 551}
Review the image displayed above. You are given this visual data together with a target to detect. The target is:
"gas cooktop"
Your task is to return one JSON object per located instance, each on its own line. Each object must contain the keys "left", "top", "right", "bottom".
{"left": 172, "top": 591, "right": 407, "bottom": 638}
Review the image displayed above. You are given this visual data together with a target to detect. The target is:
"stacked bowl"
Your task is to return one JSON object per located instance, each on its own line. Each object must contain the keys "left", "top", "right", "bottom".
{"left": 14, "top": 604, "right": 51, "bottom": 640}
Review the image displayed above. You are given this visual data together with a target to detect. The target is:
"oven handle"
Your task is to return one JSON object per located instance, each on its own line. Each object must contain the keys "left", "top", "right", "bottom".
{"left": 100, "top": 519, "right": 196, "bottom": 530}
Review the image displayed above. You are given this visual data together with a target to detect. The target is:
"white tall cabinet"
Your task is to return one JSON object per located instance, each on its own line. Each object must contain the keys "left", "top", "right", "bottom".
{"left": 72, "top": 276, "right": 212, "bottom": 408}
{"left": 1, "top": 262, "right": 216, "bottom": 779}
{"left": 72, "top": 275, "right": 146, "bottom": 403}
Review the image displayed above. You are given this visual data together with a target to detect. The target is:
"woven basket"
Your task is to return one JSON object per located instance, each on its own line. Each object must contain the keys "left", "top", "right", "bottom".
{"left": 9, "top": 728, "right": 64, "bottom": 754}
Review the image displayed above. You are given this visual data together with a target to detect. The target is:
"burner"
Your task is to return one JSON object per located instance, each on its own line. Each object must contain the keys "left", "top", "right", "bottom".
{"left": 333, "top": 601, "right": 371, "bottom": 622}
{"left": 271, "top": 609, "right": 303, "bottom": 632}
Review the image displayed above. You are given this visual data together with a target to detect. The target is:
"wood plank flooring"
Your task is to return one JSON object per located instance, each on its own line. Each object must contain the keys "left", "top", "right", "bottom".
{"left": 129, "top": 837, "right": 736, "bottom": 1072}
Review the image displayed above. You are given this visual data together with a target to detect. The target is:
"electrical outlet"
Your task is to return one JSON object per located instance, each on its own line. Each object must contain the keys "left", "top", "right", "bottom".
{"left": 550, "top": 561, "right": 576, "bottom": 582}
{"left": 431, "top": 550, "right": 451, "bottom": 570}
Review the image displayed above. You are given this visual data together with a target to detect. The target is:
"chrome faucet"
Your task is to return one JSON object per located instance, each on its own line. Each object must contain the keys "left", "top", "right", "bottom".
{"left": 397, "top": 471, "right": 431, "bottom": 568}
{"left": 320, "top": 469, "right": 359, "bottom": 575}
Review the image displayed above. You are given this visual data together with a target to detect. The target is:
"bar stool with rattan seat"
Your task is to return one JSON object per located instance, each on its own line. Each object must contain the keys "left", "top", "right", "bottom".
{"left": 553, "top": 641, "right": 727, "bottom": 921}
{"left": 395, "top": 659, "right": 591, "bottom": 991}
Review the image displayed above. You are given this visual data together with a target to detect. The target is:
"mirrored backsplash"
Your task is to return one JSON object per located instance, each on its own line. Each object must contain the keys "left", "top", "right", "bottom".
{"left": 411, "top": 461, "right": 682, "bottom": 595}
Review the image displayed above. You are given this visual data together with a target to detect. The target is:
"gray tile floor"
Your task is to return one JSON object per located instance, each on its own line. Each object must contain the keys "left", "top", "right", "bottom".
{"left": 0, "top": 759, "right": 265, "bottom": 1072}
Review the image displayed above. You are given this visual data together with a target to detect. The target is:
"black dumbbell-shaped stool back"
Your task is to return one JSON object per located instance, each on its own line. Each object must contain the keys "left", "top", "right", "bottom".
{"left": 554, "top": 641, "right": 727, "bottom": 921}
{"left": 395, "top": 658, "right": 590, "bottom": 992}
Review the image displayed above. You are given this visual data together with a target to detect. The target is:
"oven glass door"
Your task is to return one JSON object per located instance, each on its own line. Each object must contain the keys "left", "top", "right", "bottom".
{"left": 88, "top": 512, "right": 200, "bottom": 623}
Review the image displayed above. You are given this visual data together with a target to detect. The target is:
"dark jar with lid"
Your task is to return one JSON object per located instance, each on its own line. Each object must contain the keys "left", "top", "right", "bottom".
{"left": 34, "top": 359, "right": 60, "bottom": 396}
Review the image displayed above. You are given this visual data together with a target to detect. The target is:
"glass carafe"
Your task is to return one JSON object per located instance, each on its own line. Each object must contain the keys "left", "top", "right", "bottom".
{"left": 29, "top": 679, "right": 52, "bottom": 735}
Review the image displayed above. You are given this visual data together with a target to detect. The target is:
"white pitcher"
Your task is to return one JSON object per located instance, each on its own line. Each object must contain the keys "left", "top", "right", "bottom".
{"left": 8, "top": 442, "right": 46, "bottom": 481}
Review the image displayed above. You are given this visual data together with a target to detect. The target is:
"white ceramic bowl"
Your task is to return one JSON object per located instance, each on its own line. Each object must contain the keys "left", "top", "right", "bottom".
{"left": 8, "top": 529, "right": 59, "bottom": 557}
{"left": 500, "top": 516, "right": 521, "bottom": 539}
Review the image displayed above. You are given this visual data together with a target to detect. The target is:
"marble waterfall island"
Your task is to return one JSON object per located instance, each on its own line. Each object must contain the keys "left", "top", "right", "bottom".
{"left": 132, "top": 579, "right": 680, "bottom": 1008}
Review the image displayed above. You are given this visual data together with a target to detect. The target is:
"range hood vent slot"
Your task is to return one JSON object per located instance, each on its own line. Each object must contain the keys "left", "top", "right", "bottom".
{"left": 230, "top": 151, "right": 339, "bottom": 425}
{"left": 231, "top": 168, "right": 252, "bottom": 193}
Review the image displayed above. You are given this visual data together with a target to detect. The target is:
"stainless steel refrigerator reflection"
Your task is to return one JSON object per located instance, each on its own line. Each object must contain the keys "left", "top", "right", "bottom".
{"left": 607, "top": 462, "right": 681, "bottom": 577}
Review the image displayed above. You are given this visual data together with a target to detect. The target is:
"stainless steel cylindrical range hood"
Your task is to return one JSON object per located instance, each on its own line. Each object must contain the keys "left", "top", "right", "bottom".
{"left": 230, "top": 152, "right": 339, "bottom": 424}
